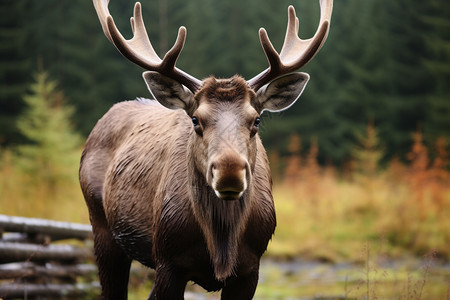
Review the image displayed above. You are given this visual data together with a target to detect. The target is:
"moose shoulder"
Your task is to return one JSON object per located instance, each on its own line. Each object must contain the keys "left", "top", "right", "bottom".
{"left": 80, "top": 0, "right": 332, "bottom": 299}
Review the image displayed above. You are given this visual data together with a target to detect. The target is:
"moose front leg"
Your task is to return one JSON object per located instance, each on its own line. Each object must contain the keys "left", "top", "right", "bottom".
{"left": 220, "top": 269, "right": 259, "bottom": 300}
{"left": 148, "top": 263, "right": 187, "bottom": 300}
{"left": 92, "top": 221, "right": 132, "bottom": 300}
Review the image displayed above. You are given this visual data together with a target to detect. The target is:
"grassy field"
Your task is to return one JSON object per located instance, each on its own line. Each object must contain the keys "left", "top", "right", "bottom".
{"left": 1, "top": 130, "right": 449, "bottom": 298}
{"left": 267, "top": 130, "right": 450, "bottom": 263}
{"left": 269, "top": 172, "right": 449, "bottom": 263}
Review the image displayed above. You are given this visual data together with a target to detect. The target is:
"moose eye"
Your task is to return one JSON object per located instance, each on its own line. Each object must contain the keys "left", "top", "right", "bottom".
{"left": 192, "top": 116, "right": 203, "bottom": 136}
{"left": 250, "top": 117, "right": 260, "bottom": 138}
{"left": 253, "top": 117, "right": 261, "bottom": 128}
{"left": 192, "top": 116, "right": 199, "bottom": 127}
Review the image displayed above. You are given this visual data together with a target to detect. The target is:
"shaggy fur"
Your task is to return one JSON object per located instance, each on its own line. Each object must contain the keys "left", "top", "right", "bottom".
{"left": 80, "top": 76, "right": 276, "bottom": 299}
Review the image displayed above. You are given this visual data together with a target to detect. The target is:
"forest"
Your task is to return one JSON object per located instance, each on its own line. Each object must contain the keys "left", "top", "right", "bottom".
{"left": 1, "top": 0, "right": 449, "bottom": 164}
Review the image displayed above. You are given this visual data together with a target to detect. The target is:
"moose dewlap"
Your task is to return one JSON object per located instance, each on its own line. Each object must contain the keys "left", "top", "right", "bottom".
{"left": 79, "top": 0, "right": 333, "bottom": 299}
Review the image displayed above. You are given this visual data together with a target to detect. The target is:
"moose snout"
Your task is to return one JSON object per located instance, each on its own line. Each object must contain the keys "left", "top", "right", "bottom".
{"left": 209, "top": 153, "right": 249, "bottom": 201}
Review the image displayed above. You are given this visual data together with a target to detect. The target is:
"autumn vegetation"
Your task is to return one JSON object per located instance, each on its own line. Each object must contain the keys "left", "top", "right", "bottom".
{"left": 269, "top": 125, "right": 449, "bottom": 263}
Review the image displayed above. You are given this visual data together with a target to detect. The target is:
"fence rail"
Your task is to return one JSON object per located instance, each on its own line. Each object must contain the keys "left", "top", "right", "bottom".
{"left": 0, "top": 215, "right": 92, "bottom": 241}
{"left": 0, "top": 214, "right": 99, "bottom": 299}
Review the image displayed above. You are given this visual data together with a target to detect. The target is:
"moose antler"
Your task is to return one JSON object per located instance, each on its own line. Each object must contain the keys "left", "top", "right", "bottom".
{"left": 248, "top": 0, "right": 333, "bottom": 91}
{"left": 93, "top": 0, "right": 203, "bottom": 92}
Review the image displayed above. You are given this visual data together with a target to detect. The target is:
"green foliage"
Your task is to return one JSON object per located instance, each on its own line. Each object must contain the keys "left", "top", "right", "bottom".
{"left": 0, "top": 0, "right": 30, "bottom": 145}
{"left": 352, "top": 121, "right": 385, "bottom": 176}
{"left": 15, "top": 72, "right": 82, "bottom": 190}
{"left": 0, "top": 72, "right": 85, "bottom": 220}
{"left": 422, "top": 0, "right": 450, "bottom": 141}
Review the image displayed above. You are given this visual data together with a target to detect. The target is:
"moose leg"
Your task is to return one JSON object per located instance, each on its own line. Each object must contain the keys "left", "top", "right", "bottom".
{"left": 220, "top": 269, "right": 259, "bottom": 300}
{"left": 147, "top": 263, "right": 186, "bottom": 300}
{"left": 92, "top": 217, "right": 132, "bottom": 300}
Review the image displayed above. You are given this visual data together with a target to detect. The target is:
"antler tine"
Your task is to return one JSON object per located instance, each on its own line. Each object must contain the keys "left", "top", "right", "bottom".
{"left": 93, "top": 0, "right": 202, "bottom": 92}
{"left": 248, "top": 0, "right": 333, "bottom": 91}
{"left": 105, "top": 3, "right": 162, "bottom": 69}
{"left": 93, "top": 0, "right": 114, "bottom": 43}
{"left": 161, "top": 26, "right": 187, "bottom": 70}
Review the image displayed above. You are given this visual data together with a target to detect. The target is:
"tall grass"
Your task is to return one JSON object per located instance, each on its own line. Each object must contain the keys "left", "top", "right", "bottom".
{"left": 0, "top": 147, "right": 87, "bottom": 223}
{"left": 269, "top": 128, "right": 449, "bottom": 262}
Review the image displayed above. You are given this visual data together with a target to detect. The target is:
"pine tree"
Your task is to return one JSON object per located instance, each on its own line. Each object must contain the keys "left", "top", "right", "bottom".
{"left": 15, "top": 72, "right": 82, "bottom": 193}
{"left": 422, "top": 0, "right": 450, "bottom": 141}
{"left": 174, "top": 0, "right": 222, "bottom": 78}
{"left": 381, "top": 0, "right": 433, "bottom": 157}
{"left": 352, "top": 121, "right": 385, "bottom": 177}
{"left": 406, "top": 128, "right": 430, "bottom": 218}
{"left": 0, "top": 0, "right": 31, "bottom": 145}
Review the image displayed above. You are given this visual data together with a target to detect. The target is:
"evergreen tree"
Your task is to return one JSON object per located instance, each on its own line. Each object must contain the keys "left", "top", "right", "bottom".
{"left": 0, "top": 0, "right": 31, "bottom": 145}
{"left": 381, "top": 0, "right": 433, "bottom": 157}
{"left": 15, "top": 72, "right": 82, "bottom": 191}
{"left": 171, "top": 0, "right": 222, "bottom": 78}
{"left": 352, "top": 121, "right": 385, "bottom": 176}
{"left": 422, "top": 0, "right": 450, "bottom": 141}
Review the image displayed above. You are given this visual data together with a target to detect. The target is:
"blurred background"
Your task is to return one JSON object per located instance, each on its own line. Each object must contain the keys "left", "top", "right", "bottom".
{"left": 0, "top": 0, "right": 449, "bottom": 298}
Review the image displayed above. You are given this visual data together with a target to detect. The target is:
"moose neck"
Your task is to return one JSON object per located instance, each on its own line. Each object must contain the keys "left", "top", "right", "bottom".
{"left": 187, "top": 152, "right": 253, "bottom": 281}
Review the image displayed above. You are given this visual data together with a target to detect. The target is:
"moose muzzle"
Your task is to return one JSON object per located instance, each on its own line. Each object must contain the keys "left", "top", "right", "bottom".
{"left": 209, "top": 151, "right": 249, "bottom": 200}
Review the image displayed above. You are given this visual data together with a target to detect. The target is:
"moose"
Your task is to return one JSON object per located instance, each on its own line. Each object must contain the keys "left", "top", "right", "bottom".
{"left": 80, "top": 0, "right": 332, "bottom": 299}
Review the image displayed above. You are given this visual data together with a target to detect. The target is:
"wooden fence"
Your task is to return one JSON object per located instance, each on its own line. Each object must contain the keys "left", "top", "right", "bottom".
{"left": 0, "top": 215, "right": 100, "bottom": 299}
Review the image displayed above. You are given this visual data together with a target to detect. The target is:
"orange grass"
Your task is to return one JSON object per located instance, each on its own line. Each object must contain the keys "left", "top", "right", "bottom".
{"left": 268, "top": 133, "right": 450, "bottom": 262}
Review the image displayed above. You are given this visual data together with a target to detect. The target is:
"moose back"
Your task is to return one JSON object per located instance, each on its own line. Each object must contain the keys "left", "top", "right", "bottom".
{"left": 79, "top": 0, "right": 333, "bottom": 299}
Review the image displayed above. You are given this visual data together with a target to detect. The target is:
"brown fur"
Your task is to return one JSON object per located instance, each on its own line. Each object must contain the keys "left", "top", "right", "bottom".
{"left": 196, "top": 76, "right": 255, "bottom": 103}
{"left": 80, "top": 76, "right": 276, "bottom": 299}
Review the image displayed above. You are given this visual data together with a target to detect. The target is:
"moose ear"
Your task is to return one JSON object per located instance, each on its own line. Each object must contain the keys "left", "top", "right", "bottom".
{"left": 255, "top": 72, "right": 310, "bottom": 113}
{"left": 143, "top": 71, "right": 196, "bottom": 114}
